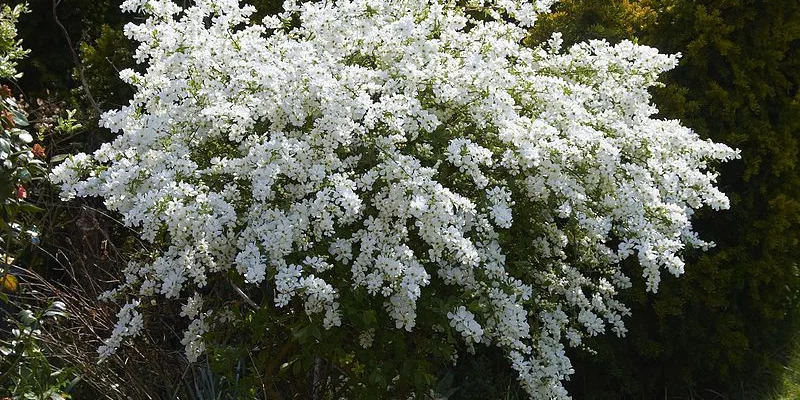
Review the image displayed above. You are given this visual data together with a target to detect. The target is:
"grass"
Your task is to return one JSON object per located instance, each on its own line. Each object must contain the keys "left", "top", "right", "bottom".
{"left": 770, "top": 334, "right": 800, "bottom": 400}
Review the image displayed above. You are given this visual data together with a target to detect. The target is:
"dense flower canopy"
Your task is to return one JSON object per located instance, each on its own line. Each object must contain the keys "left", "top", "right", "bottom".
{"left": 51, "top": 0, "right": 737, "bottom": 397}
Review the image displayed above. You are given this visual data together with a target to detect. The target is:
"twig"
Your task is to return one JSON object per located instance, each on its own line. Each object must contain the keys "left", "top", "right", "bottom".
{"left": 230, "top": 279, "right": 259, "bottom": 310}
{"left": 52, "top": 0, "right": 101, "bottom": 116}
{"left": 248, "top": 352, "right": 269, "bottom": 398}
{"left": 171, "top": 362, "right": 192, "bottom": 400}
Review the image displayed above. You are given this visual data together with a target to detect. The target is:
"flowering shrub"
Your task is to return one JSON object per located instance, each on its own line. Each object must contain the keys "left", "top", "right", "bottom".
{"left": 51, "top": 0, "right": 738, "bottom": 397}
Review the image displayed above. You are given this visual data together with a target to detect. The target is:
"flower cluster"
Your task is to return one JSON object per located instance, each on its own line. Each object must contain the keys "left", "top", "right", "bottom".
{"left": 97, "top": 300, "right": 143, "bottom": 360}
{"left": 51, "top": 0, "right": 738, "bottom": 397}
{"left": 447, "top": 306, "right": 484, "bottom": 345}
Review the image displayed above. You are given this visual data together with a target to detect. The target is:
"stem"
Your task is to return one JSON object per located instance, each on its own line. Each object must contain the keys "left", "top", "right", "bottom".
{"left": 230, "top": 279, "right": 259, "bottom": 310}
{"left": 170, "top": 363, "right": 191, "bottom": 400}
{"left": 51, "top": 0, "right": 101, "bottom": 116}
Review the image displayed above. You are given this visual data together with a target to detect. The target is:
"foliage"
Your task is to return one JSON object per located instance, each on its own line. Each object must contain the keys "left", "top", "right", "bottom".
{"left": 770, "top": 312, "right": 800, "bottom": 400}
{"left": 12, "top": 0, "right": 127, "bottom": 101}
{"left": 0, "top": 3, "right": 28, "bottom": 81}
{"left": 0, "top": 86, "right": 43, "bottom": 207}
{"left": 529, "top": 0, "right": 800, "bottom": 397}
{"left": 528, "top": 0, "right": 657, "bottom": 45}
{"left": 78, "top": 25, "right": 136, "bottom": 112}
{"left": 0, "top": 2, "right": 41, "bottom": 209}
{"left": 0, "top": 0, "right": 41, "bottom": 320}
{"left": 0, "top": 298, "right": 72, "bottom": 400}
{"left": 0, "top": 4, "right": 77, "bottom": 398}
{"left": 51, "top": 0, "right": 738, "bottom": 398}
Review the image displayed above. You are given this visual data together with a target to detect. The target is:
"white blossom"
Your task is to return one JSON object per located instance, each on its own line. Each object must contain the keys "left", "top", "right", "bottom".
{"left": 97, "top": 300, "right": 143, "bottom": 360}
{"left": 447, "top": 306, "right": 485, "bottom": 344}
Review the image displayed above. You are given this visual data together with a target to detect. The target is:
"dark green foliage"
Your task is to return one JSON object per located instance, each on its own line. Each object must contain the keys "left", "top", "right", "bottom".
{"left": 8, "top": 0, "right": 134, "bottom": 152}
{"left": 534, "top": 0, "right": 800, "bottom": 397}
{"left": 78, "top": 25, "right": 135, "bottom": 110}
{"left": 647, "top": 2, "right": 800, "bottom": 395}
{"left": 13, "top": 0, "right": 127, "bottom": 103}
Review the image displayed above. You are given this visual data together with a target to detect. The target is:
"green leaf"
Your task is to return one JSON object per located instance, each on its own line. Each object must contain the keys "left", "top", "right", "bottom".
{"left": 310, "top": 324, "right": 322, "bottom": 340}
{"left": 359, "top": 309, "right": 377, "bottom": 327}
{"left": 368, "top": 368, "right": 386, "bottom": 386}
{"left": 11, "top": 109, "right": 28, "bottom": 127}
{"left": 16, "top": 201, "right": 43, "bottom": 213}
{"left": 14, "top": 168, "right": 31, "bottom": 182}
{"left": 414, "top": 368, "right": 431, "bottom": 391}
{"left": 292, "top": 325, "right": 311, "bottom": 341}
{"left": 1, "top": 203, "right": 13, "bottom": 223}
{"left": 291, "top": 357, "right": 302, "bottom": 375}
{"left": 49, "top": 154, "right": 69, "bottom": 164}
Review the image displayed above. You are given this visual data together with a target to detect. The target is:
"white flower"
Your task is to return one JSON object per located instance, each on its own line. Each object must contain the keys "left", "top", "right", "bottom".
{"left": 98, "top": 300, "right": 143, "bottom": 360}
{"left": 180, "top": 293, "right": 203, "bottom": 319}
{"left": 181, "top": 316, "right": 208, "bottom": 362}
{"left": 447, "top": 306, "right": 484, "bottom": 344}
{"left": 235, "top": 243, "right": 266, "bottom": 284}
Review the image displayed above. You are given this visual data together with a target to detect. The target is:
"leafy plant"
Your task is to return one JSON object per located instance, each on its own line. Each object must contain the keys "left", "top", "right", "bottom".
{"left": 51, "top": 0, "right": 738, "bottom": 398}
{"left": 0, "top": 299, "right": 72, "bottom": 400}
{"left": 0, "top": 4, "right": 28, "bottom": 81}
{"left": 0, "top": 4, "right": 83, "bottom": 398}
